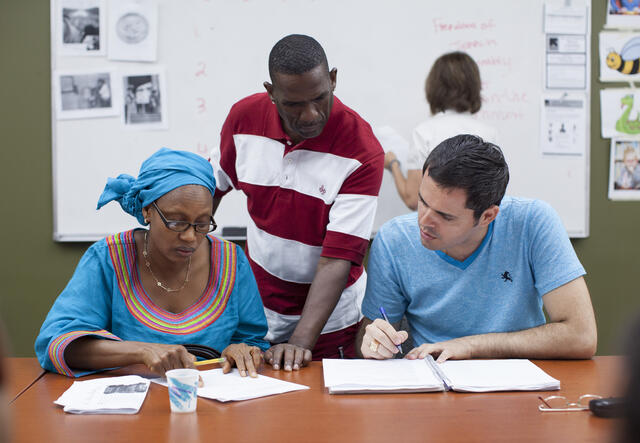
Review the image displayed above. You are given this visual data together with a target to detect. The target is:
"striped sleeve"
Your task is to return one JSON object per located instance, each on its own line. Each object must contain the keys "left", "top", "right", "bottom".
{"left": 34, "top": 241, "right": 121, "bottom": 377}
{"left": 323, "top": 152, "right": 384, "bottom": 264}
{"left": 212, "top": 106, "right": 240, "bottom": 198}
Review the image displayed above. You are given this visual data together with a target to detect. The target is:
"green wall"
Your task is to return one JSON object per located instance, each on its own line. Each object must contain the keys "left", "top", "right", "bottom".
{"left": 0, "top": 1, "right": 638, "bottom": 357}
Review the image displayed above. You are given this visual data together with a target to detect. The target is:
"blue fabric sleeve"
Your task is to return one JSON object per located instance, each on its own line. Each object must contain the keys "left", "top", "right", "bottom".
{"left": 361, "top": 226, "right": 408, "bottom": 324}
{"left": 34, "top": 241, "right": 121, "bottom": 377}
{"left": 228, "top": 245, "right": 269, "bottom": 350}
{"left": 527, "top": 200, "right": 586, "bottom": 296}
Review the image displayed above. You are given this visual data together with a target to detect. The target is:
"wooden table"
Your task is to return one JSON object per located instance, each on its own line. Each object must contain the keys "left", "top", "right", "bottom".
{"left": 10, "top": 357, "right": 623, "bottom": 443}
{"left": 6, "top": 358, "right": 45, "bottom": 403}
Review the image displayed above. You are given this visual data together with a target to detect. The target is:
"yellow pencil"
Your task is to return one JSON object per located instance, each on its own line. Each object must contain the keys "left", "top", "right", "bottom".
{"left": 194, "top": 357, "right": 226, "bottom": 366}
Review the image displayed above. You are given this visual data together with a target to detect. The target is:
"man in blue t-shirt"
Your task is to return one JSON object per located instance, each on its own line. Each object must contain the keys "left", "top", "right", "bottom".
{"left": 357, "top": 134, "right": 597, "bottom": 362}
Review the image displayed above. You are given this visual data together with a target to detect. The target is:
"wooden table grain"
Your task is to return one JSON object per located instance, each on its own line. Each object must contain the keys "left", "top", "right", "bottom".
{"left": 10, "top": 357, "right": 624, "bottom": 443}
{"left": 6, "top": 358, "right": 45, "bottom": 403}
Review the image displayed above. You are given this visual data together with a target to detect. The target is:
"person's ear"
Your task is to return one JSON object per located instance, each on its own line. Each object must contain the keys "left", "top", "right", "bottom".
{"left": 263, "top": 82, "right": 275, "bottom": 103}
{"left": 479, "top": 205, "right": 499, "bottom": 226}
{"left": 329, "top": 68, "right": 337, "bottom": 91}
{"left": 142, "top": 206, "right": 151, "bottom": 224}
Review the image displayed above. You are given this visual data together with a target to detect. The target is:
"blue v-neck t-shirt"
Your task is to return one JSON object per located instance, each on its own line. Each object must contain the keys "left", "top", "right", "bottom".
{"left": 361, "top": 196, "right": 585, "bottom": 346}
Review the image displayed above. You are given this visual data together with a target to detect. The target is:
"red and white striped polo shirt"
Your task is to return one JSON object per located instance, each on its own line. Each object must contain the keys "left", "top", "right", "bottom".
{"left": 212, "top": 93, "right": 384, "bottom": 350}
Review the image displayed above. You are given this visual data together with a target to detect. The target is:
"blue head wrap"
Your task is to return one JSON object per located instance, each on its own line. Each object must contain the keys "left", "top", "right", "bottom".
{"left": 96, "top": 148, "right": 216, "bottom": 225}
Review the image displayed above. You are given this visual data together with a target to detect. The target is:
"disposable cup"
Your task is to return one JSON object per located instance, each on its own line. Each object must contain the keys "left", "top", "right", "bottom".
{"left": 166, "top": 369, "right": 199, "bottom": 413}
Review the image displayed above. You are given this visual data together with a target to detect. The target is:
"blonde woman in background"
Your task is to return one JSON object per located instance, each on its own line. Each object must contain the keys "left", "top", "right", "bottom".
{"left": 385, "top": 52, "right": 498, "bottom": 210}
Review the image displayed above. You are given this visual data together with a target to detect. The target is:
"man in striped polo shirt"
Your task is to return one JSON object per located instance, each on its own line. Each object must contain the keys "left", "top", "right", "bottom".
{"left": 211, "top": 34, "right": 384, "bottom": 370}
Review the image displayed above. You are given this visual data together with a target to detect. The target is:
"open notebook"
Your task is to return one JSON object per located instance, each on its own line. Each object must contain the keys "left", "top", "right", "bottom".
{"left": 322, "top": 357, "right": 560, "bottom": 394}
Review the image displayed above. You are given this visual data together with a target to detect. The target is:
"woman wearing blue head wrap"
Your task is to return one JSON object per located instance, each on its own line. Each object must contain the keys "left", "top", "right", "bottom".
{"left": 35, "top": 148, "right": 268, "bottom": 378}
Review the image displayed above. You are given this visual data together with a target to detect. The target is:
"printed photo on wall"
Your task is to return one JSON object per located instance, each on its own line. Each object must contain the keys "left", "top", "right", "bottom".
{"left": 121, "top": 68, "right": 167, "bottom": 130}
{"left": 606, "top": 0, "right": 640, "bottom": 29}
{"left": 599, "top": 88, "right": 640, "bottom": 138}
{"left": 54, "top": 70, "right": 120, "bottom": 119}
{"left": 108, "top": 0, "right": 158, "bottom": 62}
{"left": 57, "top": 0, "right": 106, "bottom": 56}
{"left": 599, "top": 31, "right": 640, "bottom": 82}
{"left": 609, "top": 139, "right": 640, "bottom": 200}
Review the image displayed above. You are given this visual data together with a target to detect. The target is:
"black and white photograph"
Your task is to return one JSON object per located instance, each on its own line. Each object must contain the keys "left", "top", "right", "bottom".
{"left": 57, "top": 0, "right": 106, "bottom": 56}
{"left": 122, "top": 68, "right": 167, "bottom": 129}
{"left": 108, "top": 0, "right": 158, "bottom": 62}
{"left": 609, "top": 139, "right": 640, "bottom": 200}
{"left": 54, "top": 70, "right": 120, "bottom": 119}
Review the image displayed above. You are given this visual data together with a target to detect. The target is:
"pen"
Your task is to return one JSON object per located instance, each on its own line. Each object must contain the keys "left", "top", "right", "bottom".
{"left": 379, "top": 306, "right": 403, "bottom": 353}
{"left": 193, "top": 357, "right": 226, "bottom": 367}
{"left": 538, "top": 396, "right": 552, "bottom": 409}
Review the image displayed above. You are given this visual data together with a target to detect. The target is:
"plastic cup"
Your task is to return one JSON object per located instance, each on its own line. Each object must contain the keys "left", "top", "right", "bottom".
{"left": 166, "top": 369, "right": 199, "bottom": 413}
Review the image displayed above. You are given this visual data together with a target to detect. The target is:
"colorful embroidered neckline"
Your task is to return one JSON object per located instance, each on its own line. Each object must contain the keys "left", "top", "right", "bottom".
{"left": 106, "top": 230, "right": 236, "bottom": 335}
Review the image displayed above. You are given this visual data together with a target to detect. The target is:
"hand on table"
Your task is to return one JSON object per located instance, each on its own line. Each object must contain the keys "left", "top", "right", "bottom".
{"left": 361, "top": 319, "right": 408, "bottom": 359}
{"left": 405, "top": 338, "right": 472, "bottom": 363}
{"left": 221, "top": 344, "right": 263, "bottom": 378}
{"left": 264, "top": 343, "right": 312, "bottom": 371}
{"left": 139, "top": 343, "right": 196, "bottom": 375}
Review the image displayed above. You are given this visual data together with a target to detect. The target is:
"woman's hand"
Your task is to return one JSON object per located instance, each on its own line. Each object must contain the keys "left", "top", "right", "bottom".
{"left": 384, "top": 151, "right": 398, "bottom": 170}
{"left": 221, "top": 344, "right": 263, "bottom": 377}
{"left": 138, "top": 342, "right": 196, "bottom": 375}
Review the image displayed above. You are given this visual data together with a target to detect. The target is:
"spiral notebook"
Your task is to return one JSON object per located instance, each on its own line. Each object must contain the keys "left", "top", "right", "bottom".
{"left": 322, "top": 357, "right": 560, "bottom": 394}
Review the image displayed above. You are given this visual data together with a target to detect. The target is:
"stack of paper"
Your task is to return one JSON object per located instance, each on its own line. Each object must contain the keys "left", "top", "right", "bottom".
{"left": 322, "top": 358, "right": 560, "bottom": 394}
{"left": 151, "top": 368, "right": 309, "bottom": 402}
{"left": 438, "top": 359, "right": 561, "bottom": 392}
{"left": 322, "top": 359, "right": 445, "bottom": 394}
{"left": 54, "top": 375, "right": 150, "bottom": 414}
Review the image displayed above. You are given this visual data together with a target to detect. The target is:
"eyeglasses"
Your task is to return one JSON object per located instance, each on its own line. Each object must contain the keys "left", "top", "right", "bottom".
{"left": 538, "top": 394, "right": 602, "bottom": 412}
{"left": 152, "top": 202, "right": 217, "bottom": 234}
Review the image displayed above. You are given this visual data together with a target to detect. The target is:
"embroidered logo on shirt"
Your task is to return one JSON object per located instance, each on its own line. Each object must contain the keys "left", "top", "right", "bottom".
{"left": 501, "top": 271, "right": 513, "bottom": 282}
{"left": 319, "top": 185, "right": 326, "bottom": 195}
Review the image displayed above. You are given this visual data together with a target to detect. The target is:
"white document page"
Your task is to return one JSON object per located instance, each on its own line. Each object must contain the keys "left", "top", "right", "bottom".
{"left": 438, "top": 359, "right": 560, "bottom": 392}
{"left": 322, "top": 358, "right": 444, "bottom": 394}
{"left": 151, "top": 368, "right": 309, "bottom": 402}
{"left": 54, "top": 375, "right": 150, "bottom": 414}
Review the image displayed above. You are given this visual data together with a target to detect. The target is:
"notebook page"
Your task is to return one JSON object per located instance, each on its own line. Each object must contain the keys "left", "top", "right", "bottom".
{"left": 322, "top": 358, "right": 444, "bottom": 393}
{"left": 438, "top": 359, "right": 560, "bottom": 392}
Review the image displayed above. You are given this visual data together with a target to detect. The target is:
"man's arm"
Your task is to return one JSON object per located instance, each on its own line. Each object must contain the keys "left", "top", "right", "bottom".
{"left": 356, "top": 317, "right": 408, "bottom": 358}
{"left": 401, "top": 276, "right": 597, "bottom": 362}
{"left": 264, "top": 257, "right": 351, "bottom": 371}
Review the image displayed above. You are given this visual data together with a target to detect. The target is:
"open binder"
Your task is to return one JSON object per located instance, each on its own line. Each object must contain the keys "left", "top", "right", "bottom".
{"left": 322, "top": 357, "right": 560, "bottom": 394}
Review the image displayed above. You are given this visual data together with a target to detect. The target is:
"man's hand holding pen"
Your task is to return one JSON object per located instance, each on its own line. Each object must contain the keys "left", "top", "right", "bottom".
{"left": 361, "top": 319, "right": 409, "bottom": 359}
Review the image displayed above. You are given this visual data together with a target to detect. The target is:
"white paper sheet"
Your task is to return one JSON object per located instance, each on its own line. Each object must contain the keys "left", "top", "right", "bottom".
{"left": 322, "top": 358, "right": 444, "bottom": 394}
{"left": 540, "top": 94, "right": 586, "bottom": 155}
{"left": 151, "top": 368, "right": 309, "bottom": 402}
{"left": 54, "top": 375, "right": 150, "bottom": 414}
{"left": 439, "top": 359, "right": 560, "bottom": 392}
{"left": 108, "top": 0, "right": 158, "bottom": 62}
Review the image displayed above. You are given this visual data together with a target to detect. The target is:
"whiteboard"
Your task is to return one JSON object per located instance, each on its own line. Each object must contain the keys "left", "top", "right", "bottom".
{"left": 51, "top": 0, "right": 590, "bottom": 241}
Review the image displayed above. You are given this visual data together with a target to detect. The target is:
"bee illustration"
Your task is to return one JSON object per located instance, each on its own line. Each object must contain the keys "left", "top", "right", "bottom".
{"left": 607, "top": 37, "right": 640, "bottom": 75}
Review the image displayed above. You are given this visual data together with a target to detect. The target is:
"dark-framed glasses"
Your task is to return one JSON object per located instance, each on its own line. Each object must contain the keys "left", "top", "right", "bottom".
{"left": 538, "top": 394, "right": 602, "bottom": 412}
{"left": 152, "top": 201, "right": 217, "bottom": 234}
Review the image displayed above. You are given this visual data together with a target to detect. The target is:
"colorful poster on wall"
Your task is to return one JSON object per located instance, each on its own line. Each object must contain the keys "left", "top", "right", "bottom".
{"left": 600, "top": 88, "right": 640, "bottom": 138}
{"left": 606, "top": 0, "right": 640, "bottom": 29}
{"left": 600, "top": 31, "right": 640, "bottom": 82}
{"left": 609, "top": 139, "right": 640, "bottom": 200}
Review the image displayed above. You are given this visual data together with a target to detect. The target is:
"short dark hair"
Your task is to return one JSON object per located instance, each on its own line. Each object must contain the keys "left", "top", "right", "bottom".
{"left": 425, "top": 52, "right": 482, "bottom": 115}
{"left": 268, "top": 34, "right": 329, "bottom": 80}
{"left": 423, "top": 134, "right": 509, "bottom": 219}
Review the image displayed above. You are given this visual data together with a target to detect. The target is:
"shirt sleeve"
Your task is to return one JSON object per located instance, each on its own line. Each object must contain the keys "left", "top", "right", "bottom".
{"left": 406, "top": 125, "right": 429, "bottom": 171}
{"left": 212, "top": 109, "right": 240, "bottom": 199}
{"left": 360, "top": 224, "right": 408, "bottom": 324}
{"left": 322, "top": 151, "right": 384, "bottom": 265}
{"left": 527, "top": 200, "right": 586, "bottom": 296}
{"left": 229, "top": 245, "right": 270, "bottom": 350}
{"left": 34, "top": 242, "right": 121, "bottom": 377}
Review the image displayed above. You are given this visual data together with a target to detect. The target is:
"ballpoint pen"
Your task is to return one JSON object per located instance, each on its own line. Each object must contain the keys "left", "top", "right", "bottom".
{"left": 379, "top": 306, "right": 403, "bottom": 353}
